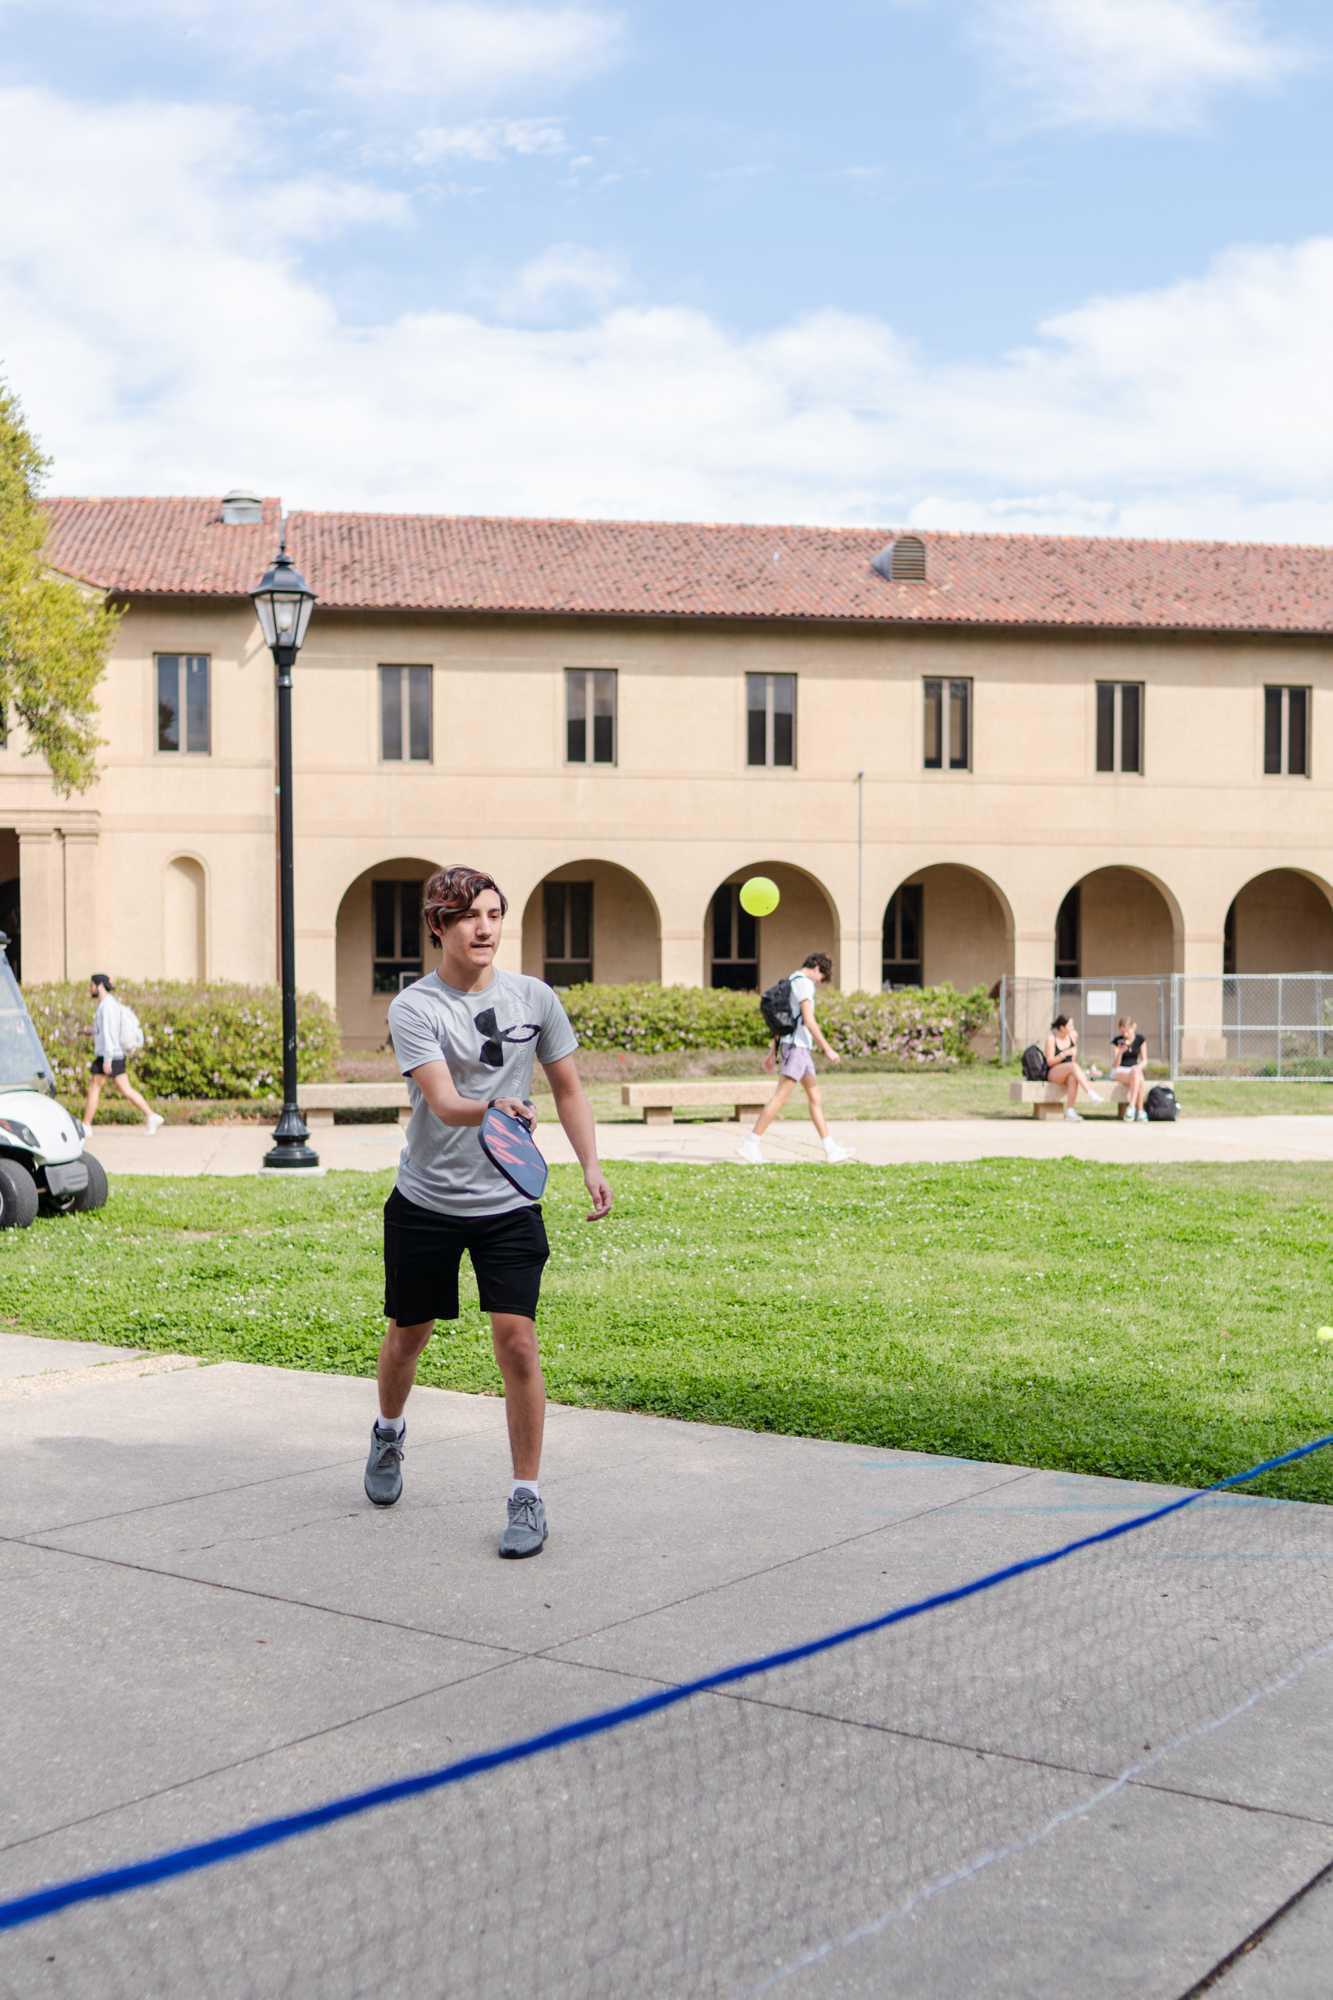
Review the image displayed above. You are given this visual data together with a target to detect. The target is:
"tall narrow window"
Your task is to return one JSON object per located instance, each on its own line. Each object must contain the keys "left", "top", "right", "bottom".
{"left": 882, "top": 884, "right": 924, "bottom": 987}
{"left": 565, "top": 670, "right": 617, "bottom": 765}
{"left": 746, "top": 674, "right": 796, "bottom": 768}
{"left": 543, "top": 881, "right": 593, "bottom": 984}
{"left": 1264, "top": 686, "right": 1310, "bottom": 776}
{"left": 379, "top": 666, "right": 432, "bottom": 762}
{"left": 923, "top": 678, "right": 971, "bottom": 770}
{"left": 1095, "top": 681, "right": 1144, "bottom": 773}
{"left": 1055, "top": 887, "right": 1081, "bottom": 981}
{"left": 1223, "top": 899, "right": 1237, "bottom": 978}
{"left": 710, "top": 885, "right": 759, "bottom": 988}
{"left": 156, "top": 654, "right": 210, "bottom": 754}
{"left": 372, "top": 880, "right": 425, "bottom": 991}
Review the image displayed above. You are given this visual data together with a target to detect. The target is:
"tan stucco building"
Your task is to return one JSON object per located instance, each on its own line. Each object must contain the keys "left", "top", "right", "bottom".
{"left": 4, "top": 495, "right": 1331, "bottom": 1052}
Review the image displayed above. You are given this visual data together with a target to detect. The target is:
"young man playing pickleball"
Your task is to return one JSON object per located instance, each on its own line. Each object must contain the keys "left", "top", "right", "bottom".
{"left": 364, "top": 865, "right": 612, "bottom": 1557}
{"left": 739, "top": 951, "right": 850, "bottom": 1165}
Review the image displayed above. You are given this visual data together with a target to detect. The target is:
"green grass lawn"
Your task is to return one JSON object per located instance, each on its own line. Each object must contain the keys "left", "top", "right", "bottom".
{"left": 5, "top": 1162, "right": 1331, "bottom": 1501}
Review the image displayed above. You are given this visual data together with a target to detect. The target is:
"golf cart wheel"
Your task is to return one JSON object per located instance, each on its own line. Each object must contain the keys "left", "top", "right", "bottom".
{"left": 0, "top": 1157, "right": 39, "bottom": 1229}
{"left": 73, "top": 1153, "right": 110, "bottom": 1213}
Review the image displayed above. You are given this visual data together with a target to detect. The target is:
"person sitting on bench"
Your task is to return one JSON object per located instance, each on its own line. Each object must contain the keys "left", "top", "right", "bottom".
{"left": 1043, "top": 1014, "right": 1105, "bottom": 1123}
{"left": 1109, "top": 1015, "right": 1150, "bottom": 1123}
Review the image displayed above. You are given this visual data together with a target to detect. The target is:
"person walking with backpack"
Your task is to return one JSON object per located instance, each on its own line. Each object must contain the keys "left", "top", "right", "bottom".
{"left": 739, "top": 952, "right": 850, "bottom": 1164}
{"left": 82, "top": 974, "right": 163, "bottom": 1133}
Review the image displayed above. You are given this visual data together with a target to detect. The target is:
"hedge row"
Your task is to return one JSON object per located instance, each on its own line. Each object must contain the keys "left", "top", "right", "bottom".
{"left": 561, "top": 982, "right": 995, "bottom": 1062}
{"left": 27, "top": 981, "right": 341, "bottom": 1102}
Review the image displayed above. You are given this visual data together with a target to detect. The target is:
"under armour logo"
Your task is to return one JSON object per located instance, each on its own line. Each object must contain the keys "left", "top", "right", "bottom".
{"left": 476, "top": 1008, "right": 541, "bottom": 1070}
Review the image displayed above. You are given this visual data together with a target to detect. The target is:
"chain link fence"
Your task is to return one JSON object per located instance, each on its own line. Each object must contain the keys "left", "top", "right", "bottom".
{"left": 998, "top": 973, "right": 1333, "bottom": 1081}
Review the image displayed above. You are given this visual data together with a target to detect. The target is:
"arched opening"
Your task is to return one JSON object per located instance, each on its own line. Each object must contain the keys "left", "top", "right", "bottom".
{"left": 0, "top": 828, "right": 18, "bottom": 982}
{"left": 336, "top": 856, "right": 441, "bottom": 1048}
{"left": 704, "top": 863, "right": 838, "bottom": 990}
{"left": 521, "top": 861, "right": 661, "bottom": 987}
{"left": 881, "top": 865, "right": 1013, "bottom": 991}
{"left": 1052, "top": 865, "right": 1181, "bottom": 1056}
{"left": 163, "top": 856, "right": 206, "bottom": 981}
{"left": 1223, "top": 869, "right": 1333, "bottom": 975}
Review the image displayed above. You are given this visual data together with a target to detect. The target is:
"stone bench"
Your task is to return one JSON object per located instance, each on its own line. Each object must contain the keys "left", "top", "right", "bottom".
{"left": 298, "top": 1081, "right": 410, "bottom": 1127}
{"left": 1010, "top": 1080, "right": 1132, "bottom": 1121}
{"left": 622, "top": 1080, "right": 773, "bottom": 1127}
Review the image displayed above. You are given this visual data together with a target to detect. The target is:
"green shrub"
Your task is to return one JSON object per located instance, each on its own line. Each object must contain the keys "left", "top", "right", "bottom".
{"left": 560, "top": 982, "right": 994, "bottom": 1064}
{"left": 26, "top": 981, "right": 341, "bottom": 1101}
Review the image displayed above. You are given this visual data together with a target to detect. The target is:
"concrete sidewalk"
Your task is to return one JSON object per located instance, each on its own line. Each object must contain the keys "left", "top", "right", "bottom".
{"left": 1, "top": 1332, "right": 1329, "bottom": 1996}
{"left": 81, "top": 1109, "right": 1333, "bottom": 1178}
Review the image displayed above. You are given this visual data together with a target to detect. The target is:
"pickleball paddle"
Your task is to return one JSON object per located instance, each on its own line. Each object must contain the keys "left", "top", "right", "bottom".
{"left": 479, "top": 1102, "right": 549, "bottom": 1200}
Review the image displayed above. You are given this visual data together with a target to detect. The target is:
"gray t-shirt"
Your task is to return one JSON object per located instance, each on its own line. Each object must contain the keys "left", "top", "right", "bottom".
{"left": 388, "top": 970, "right": 578, "bottom": 1218}
{"left": 784, "top": 970, "right": 816, "bottom": 1050}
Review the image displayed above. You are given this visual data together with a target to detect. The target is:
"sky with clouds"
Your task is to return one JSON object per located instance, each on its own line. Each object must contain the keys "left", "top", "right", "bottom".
{"left": 2, "top": 0, "right": 1330, "bottom": 537}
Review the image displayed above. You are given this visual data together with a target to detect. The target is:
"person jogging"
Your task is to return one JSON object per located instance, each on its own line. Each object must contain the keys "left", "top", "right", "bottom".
{"left": 739, "top": 951, "right": 850, "bottom": 1164}
{"left": 82, "top": 974, "right": 162, "bottom": 1133}
{"left": 364, "top": 865, "right": 612, "bottom": 1558}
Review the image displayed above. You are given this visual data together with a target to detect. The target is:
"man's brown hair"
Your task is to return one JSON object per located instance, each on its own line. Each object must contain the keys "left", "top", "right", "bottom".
{"left": 803, "top": 952, "right": 833, "bottom": 978}
{"left": 422, "top": 867, "right": 508, "bottom": 946}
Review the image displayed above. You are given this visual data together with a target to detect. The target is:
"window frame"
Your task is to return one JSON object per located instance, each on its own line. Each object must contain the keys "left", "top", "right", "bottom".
{"left": 745, "top": 673, "right": 797, "bottom": 770}
{"left": 709, "top": 884, "right": 760, "bottom": 989}
{"left": 371, "top": 878, "right": 426, "bottom": 993}
{"left": 882, "top": 883, "right": 924, "bottom": 988}
{"left": 564, "top": 669, "right": 618, "bottom": 767}
{"left": 155, "top": 653, "right": 212, "bottom": 757}
{"left": 1263, "top": 684, "right": 1311, "bottom": 778}
{"left": 922, "top": 677, "right": 971, "bottom": 772}
{"left": 1095, "top": 680, "right": 1144, "bottom": 775}
{"left": 543, "top": 879, "right": 594, "bottom": 985}
{"left": 378, "top": 664, "right": 434, "bottom": 764}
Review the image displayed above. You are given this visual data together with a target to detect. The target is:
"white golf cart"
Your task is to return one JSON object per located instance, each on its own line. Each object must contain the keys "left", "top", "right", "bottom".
{"left": 0, "top": 931, "right": 108, "bottom": 1228}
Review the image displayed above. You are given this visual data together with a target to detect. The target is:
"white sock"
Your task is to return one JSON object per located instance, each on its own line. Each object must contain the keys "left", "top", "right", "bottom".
{"left": 510, "top": 1477, "right": 540, "bottom": 1499}
{"left": 376, "top": 1413, "right": 405, "bottom": 1437}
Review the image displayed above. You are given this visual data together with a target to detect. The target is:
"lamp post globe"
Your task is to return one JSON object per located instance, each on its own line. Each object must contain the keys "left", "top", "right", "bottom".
{"left": 251, "top": 542, "right": 320, "bottom": 1172}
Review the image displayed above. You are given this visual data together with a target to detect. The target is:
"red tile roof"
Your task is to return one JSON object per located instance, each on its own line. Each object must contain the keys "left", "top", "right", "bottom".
{"left": 40, "top": 496, "right": 1333, "bottom": 635}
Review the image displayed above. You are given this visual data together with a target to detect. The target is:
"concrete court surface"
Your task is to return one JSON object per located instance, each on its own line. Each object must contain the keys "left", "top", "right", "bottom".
{"left": 1, "top": 1333, "right": 1331, "bottom": 1997}
{"left": 82, "top": 1110, "right": 1333, "bottom": 1178}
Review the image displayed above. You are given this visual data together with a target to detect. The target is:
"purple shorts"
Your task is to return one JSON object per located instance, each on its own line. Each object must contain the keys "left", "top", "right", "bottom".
{"left": 779, "top": 1044, "right": 816, "bottom": 1082}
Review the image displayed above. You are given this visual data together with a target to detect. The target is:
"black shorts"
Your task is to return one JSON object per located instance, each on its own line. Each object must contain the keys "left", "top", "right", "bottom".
{"left": 90, "top": 1058, "right": 127, "bottom": 1078}
{"left": 383, "top": 1186, "right": 550, "bottom": 1327}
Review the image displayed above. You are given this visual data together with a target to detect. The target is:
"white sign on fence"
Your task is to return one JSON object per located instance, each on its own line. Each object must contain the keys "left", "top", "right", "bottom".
{"left": 1086, "top": 990, "right": 1117, "bottom": 1016}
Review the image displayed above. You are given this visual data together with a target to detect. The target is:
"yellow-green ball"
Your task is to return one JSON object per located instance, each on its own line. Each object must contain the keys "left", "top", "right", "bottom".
{"left": 739, "top": 876, "right": 780, "bottom": 918}
{"left": 1318, "top": 1326, "right": 1333, "bottom": 1342}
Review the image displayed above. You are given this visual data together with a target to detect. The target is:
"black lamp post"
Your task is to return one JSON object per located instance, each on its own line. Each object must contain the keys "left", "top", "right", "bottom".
{"left": 251, "top": 542, "right": 320, "bottom": 1172}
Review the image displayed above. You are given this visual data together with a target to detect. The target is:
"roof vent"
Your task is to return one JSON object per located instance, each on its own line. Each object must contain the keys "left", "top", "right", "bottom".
{"left": 871, "top": 534, "right": 927, "bottom": 583}
{"left": 220, "top": 489, "right": 264, "bottom": 525}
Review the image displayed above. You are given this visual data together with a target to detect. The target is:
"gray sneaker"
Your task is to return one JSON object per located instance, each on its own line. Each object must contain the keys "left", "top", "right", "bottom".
{"left": 364, "top": 1423, "right": 405, "bottom": 1507}
{"left": 499, "top": 1487, "right": 547, "bottom": 1559}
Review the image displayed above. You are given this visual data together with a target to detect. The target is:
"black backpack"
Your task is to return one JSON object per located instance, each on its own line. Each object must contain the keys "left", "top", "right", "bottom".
{"left": 1021, "top": 1044, "right": 1049, "bottom": 1082}
{"left": 760, "top": 977, "right": 800, "bottom": 1039}
{"left": 1145, "top": 1085, "right": 1178, "bottom": 1122}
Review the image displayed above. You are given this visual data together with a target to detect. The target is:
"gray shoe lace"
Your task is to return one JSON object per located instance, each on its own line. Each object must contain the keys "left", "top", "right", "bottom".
{"left": 374, "top": 1430, "right": 403, "bottom": 1466}
{"left": 508, "top": 1491, "right": 540, "bottom": 1532}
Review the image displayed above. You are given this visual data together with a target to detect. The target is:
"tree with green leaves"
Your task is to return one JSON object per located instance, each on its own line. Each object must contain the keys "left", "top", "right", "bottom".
{"left": 0, "top": 380, "right": 118, "bottom": 793}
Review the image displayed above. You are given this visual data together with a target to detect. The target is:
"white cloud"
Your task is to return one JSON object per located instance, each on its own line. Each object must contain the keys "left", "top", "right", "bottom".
{"left": 977, "top": 0, "right": 1304, "bottom": 131}
{"left": 413, "top": 117, "right": 567, "bottom": 163}
{"left": 6, "top": 84, "right": 1333, "bottom": 540}
{"left": 491, "top": 243, "right": 626, "bottom": 321}
{"left": 6, "top": 1, "right": 624, "bottom": 101}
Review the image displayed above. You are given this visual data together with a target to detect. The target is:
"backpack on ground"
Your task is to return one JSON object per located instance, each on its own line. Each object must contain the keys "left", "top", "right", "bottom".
{"left": 1145, "top": 1084, "right": 1177, "bottom": 1122}
{"left": 118, "top": 1002, "right": 145, "bottom": 1054}
{"left": 759, "top": 977, "right": 800, "bottom": 1040}
{"left": 1020, "top": 1044, "right": 1049, "bottom": 1082}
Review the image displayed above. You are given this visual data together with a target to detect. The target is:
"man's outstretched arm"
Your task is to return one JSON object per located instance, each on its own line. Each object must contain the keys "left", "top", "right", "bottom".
{"left": 543, "top": 1055, "right": 613, "bottom": 1219}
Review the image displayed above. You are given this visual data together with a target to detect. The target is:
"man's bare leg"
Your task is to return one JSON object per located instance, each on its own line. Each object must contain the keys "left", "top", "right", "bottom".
{"left": 752, "top": 1075, "right": 796, "bottom": 1140}
{"left": 491, "top": 1312, "right": 545, "bottom": 1482}
{"left": 377, "top": 1318, "right": 435, "bottom": 1420}
{"left": 801, "top": 1074, "right": 832, "bottom": 1141}
{"left": 82, "top": 1074, "right": 104, "bottom": 1128}
{"left": 112, "top": 1073, "right": 157, "bottom": 1122}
